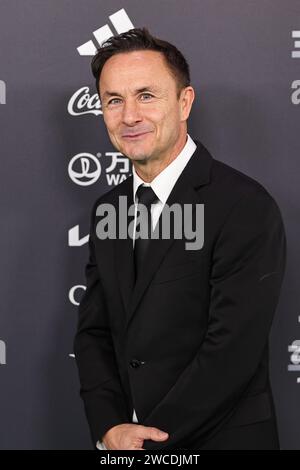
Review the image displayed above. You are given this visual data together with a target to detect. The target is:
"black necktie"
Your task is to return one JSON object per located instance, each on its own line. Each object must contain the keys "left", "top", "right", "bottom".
{"left": 133, "top": 185, "right": 158, "bottom": 281}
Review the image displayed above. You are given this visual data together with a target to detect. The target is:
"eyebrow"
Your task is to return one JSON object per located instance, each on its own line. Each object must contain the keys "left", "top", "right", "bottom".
{"left": 102, "top": 86, "right": 160, "bottom": 101}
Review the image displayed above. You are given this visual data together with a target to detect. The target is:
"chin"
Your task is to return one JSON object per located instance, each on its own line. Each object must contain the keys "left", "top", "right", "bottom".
{"left": 128, "top": 153, "right": 149, "bottom": 163}
{"left": 125, "top": 145, "right": 151, "bottom": 160}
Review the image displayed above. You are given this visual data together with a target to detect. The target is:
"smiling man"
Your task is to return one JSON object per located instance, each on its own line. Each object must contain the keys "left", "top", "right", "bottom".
{"left": 99, "top": 44, "right": 194, "bottom": 182}
{"left": 73, "top": 27, "right": 286, "bottom": 450}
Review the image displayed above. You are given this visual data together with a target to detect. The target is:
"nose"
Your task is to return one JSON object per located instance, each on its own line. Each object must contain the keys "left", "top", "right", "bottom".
{"left": 121, "top": 98, "right": 142, "bottom": 126}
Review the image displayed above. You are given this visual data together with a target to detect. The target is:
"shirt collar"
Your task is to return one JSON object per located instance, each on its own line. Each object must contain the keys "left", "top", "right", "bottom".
{"left": 132, "top": 133, "right": 197, "bottom": 204}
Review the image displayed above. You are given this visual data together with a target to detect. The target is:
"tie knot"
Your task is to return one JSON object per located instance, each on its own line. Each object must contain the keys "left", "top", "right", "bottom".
{"left": 136, "top": 185, "right": 158, "bottom": 208}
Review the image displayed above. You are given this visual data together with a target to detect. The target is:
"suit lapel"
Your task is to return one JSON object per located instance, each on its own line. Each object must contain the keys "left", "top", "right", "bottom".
{"left": 114, "top": 139, "right": 213, "bottom": 329}
{"left": 114, "top": 177, "right": 136, "bottom": 319}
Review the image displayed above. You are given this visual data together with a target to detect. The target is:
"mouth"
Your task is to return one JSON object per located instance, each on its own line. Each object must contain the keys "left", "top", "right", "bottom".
{"left": 122, "top": 131, "right": 151, "bottom": 140}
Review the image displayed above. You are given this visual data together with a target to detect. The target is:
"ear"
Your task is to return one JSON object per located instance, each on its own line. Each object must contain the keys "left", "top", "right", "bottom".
{"left": 180, "top": 86, "right": 195, "bottom": 121}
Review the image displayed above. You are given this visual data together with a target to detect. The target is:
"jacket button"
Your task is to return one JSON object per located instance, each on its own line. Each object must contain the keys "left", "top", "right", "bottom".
{"left": 130, "top": 359, "right": 142, "bottom": 368}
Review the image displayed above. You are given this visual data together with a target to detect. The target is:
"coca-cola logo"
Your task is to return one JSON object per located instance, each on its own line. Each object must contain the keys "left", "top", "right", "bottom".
{"left": 68, "top": 86, "right": 102, "bottom": 116}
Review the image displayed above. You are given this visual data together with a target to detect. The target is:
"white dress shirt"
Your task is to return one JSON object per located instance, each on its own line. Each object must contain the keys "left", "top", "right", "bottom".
{"left": 96, "top": 133, "right": 197, "bottom": 450}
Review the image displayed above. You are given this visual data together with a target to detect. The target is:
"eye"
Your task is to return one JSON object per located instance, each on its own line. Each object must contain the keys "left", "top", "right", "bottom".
{"left": 107, "top": 98, "right": 121, "bottom": 105}
{"left": 140, "top": 93, "right": 153, "bottom": 100}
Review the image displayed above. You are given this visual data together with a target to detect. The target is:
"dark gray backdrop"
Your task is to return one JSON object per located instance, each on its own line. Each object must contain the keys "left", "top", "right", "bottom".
{"left": 0, "top": 0, "right": 299, "bottom": 449}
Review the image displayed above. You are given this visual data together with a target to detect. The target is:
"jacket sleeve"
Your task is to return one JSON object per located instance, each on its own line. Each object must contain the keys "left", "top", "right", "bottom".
{"left": 142, "top": 188, "right": 287, "bottom": 450}
{"left": 73, "top": 198, "right": 130, "bottom": 447}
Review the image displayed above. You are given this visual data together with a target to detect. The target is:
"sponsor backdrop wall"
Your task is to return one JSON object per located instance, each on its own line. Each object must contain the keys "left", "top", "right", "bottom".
{"left": 0, "top": 0, "right": 299, "bottom": 449}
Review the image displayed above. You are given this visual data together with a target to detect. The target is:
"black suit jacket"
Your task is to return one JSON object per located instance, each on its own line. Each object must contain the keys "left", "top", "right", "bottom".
{"left": 73, "top": 139, "right": 286, "bottom": 450}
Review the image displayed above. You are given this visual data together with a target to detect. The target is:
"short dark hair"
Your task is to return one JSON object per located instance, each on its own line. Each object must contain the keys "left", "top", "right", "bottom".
{"left": 91, "top": 27, "right": 190, "bottom": 100}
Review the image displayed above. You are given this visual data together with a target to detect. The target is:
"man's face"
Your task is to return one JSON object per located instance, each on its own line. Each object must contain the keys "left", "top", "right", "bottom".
{"left": 99, "top": 50, "right": 193, "bottom": 165}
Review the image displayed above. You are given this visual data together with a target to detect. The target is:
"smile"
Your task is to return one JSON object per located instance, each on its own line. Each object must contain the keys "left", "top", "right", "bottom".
{"left": 122, "top": 131, "right": 151, "bottom": 140}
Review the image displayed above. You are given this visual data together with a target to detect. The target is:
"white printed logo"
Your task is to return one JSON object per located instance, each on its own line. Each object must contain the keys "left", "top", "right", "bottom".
{"left": 77, "top": 8, "right": 134, "bottom": 56}
{"left": 290, "top": 31, "right": 300, "bottom": 104}
{"left": 68, "top": 152, "right": 101, "bottom": 186}
{"left": 105, "top": 152, "right": 130, "bottom": 186}
{"left": 69, "top": 285, "right": 85, "bottom": 357}
{"left": 0, "top": 340, "right": 6, "bottom": 365}
{"left": 291, "top": 80, "right": 300, "bottom": 105}
{"left": 0, "top": 80, "right": 6, "bottom": 105}
{"left": 68, "top": 226, "right": 89, "bottom": 247}
{"left": 69, "top": 285, "right": 86, "bottom": 306}
{"left": 68, "top": 151, "right": 131, "bottom": 186}
{"left": 287, "top": 316, "right": 300, "bottom": 383}
{"left": 68, "top": 86, "right": 102, "bottom": 116}
{"left": 292, "top": 30, "right": 300, "bottom": 58}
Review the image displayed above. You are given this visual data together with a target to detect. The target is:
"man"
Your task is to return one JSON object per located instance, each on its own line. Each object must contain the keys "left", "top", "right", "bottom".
{"left": 73, "top": 27, "right": 286, "bottom": 450}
